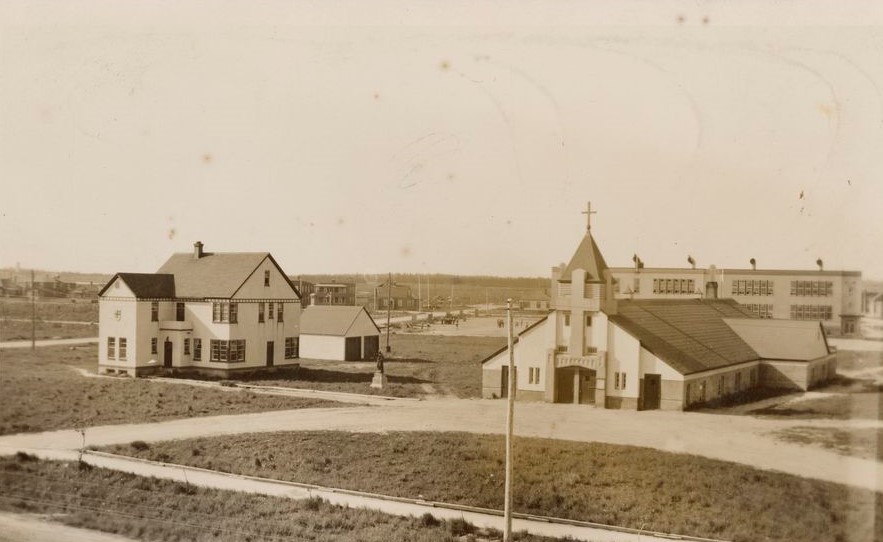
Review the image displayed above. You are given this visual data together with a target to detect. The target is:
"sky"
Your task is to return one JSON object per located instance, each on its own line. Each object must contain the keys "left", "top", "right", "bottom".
{"left": 2, "top": 1, "right": 883, "bottom": 279}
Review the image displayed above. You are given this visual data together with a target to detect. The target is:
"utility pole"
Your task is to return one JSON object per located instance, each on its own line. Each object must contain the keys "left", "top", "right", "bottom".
{"left": 385, "top": 272, "right": 392, "bottom": 353}
{"left": 417, "top": 275, "right": 421, "bottom": 312}
{"left": 503, "top": 298, "right": 515, "bottom": 541}
{"left": 31, "top": 269, "right": 36, "bottom": 351}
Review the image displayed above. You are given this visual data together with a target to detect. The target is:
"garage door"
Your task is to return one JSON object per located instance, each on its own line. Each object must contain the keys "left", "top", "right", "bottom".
{"left": 344, "top": 337, "right": 361, "bottom": 361}
{"left": 363, "top": 336, "right": 379, "bottom": 360}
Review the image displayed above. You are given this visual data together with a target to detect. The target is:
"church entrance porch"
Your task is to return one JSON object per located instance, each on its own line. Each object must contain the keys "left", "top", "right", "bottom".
{"left": 555, "top": 367, "right": 598, "bottom": 404}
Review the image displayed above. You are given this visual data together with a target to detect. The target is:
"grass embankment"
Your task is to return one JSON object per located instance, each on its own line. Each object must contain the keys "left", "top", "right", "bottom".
{"left": 0, "top": 346, "right": 340, "bottom": 435}
{"left": 195, "top": 334, "right": 505, "bottom": 399}
{"left": 106, "top": 431, "right": 882, "bottom": 542}
{"left": 775, "top": 426, "right": 883, "bottom": 462}
{"left": 0, "top": 455, "right": 560, "bottom": 542}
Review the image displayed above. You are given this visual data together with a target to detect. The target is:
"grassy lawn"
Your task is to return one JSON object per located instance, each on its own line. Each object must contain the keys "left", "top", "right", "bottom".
{"left": 750, "top": 378, "right": 883, "bottom": 420}
{"left": 774, "top": 426, "right": 883, "bottom": 462}
{"left": 0, "top": 299, "right": 98, "bottom": 322}
{"left": 105, "top": 431, "right": 882, "bottom": 542}
{"left": 0, "top": 455, "right": 560, "bottom": 542}
{"left": 0, "top": 346, "right": 340, "bottom": 435}
{"left": 1, "top": 319, "right": 98, "bottom": 341}
{"left": 187, "top": 334, "right": 506, "bottom": 399}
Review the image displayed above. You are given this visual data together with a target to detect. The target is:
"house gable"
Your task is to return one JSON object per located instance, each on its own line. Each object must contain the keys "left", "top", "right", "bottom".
{"left": 98, "top": 275, "right": 137, "bottom": 299}
{"left": 231, "top": 254, "right": 301, "bottom": 300}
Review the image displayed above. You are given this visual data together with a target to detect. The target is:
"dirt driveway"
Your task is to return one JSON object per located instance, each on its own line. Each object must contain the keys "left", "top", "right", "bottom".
{"left": 1, "top": 399, "right": 880, "bottom": 492}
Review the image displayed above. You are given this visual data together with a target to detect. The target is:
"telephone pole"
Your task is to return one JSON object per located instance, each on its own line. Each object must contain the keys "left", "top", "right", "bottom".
{"left": 385, "top": 272, "right": 392, "bottom": 353}
{"left": 503, "top": 298, "right": 515, "bottom": 541}
{"left": 31, "top": 269, "right": 36, "bottom": 351}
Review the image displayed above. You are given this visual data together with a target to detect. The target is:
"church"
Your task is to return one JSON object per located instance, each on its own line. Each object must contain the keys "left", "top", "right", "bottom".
{"left": 481, "top": 205, "right": 836, "bottom": 411}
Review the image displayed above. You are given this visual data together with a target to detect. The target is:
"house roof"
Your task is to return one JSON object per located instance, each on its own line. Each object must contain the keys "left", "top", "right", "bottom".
{"left": 559, "top": 232, "right": 609, "bottom": 283}
{"left": 156, "top": 252, "right": 272, "bottom": 298}
{"left": 608, "top": 299, "right": 761, "bottom": 375}
{"left": 98, "top": 273, "right": 176, "bottom": 298}
{"left": 300, "top": 305, "right": 378, "bottom": 336}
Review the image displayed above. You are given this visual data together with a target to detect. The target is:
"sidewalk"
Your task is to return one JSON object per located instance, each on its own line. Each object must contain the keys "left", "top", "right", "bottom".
{"left": 22, "top": 448, "right": 727, "bottom": 542}
{"left": 0, "top": 337, "right": 98, "bottom": 349}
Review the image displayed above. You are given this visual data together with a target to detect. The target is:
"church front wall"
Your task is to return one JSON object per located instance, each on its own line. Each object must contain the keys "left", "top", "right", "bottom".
{"left": 605, "top": 325, "right": 641, "bottom": 405}
{"left": 482, "top": 367, "right": 503, "bottom": 399}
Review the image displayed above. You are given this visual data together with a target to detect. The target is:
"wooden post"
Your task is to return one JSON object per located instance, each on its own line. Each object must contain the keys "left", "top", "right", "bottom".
{"left": 385, "top": 272, "right": 392, "bottom": 353}
{"left": 503, "top": 298, "right": 515, "bottom": 541}
{"left": 31, "top": 269, "right": 36, "bottom": 351}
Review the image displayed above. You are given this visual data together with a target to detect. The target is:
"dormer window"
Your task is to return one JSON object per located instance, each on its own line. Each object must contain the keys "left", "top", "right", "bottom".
{"left": 264, "top": 270, "right": 270, "bottom": 287}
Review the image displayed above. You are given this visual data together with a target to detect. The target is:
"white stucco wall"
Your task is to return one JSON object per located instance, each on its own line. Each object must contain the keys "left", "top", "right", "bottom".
{"left": 605, "top": 323, "right": 640, "bottom": 399}
{"left": 300, "top": 334, "right": 345, "bottom": 360}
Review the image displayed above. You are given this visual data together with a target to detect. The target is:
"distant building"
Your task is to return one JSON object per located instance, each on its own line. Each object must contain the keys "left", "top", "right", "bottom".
{"left": 482, "top": 208, "right": 836, "bottom": 410}
{"left": 609, "top": 264, "right": 862, "bottom": 336}
{"left": 519, "top": 292, "right": 550, "bottom": 312}
{"left": 299, "top": 305, "right": 381, "bottom": 361}
{"left": 374, "top": 284, "right": 418, "bottom": 311}
{"left": 312, "top": 282, "right": 356, "bottom": 306}
{"left": 98, "top": 242, "right": 303, "bottom": 377}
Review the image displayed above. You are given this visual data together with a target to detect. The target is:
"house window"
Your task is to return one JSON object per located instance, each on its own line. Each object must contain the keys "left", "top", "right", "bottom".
{"left": 268, "top": 302, "right": 274, "bottom": 320}
{"left": 210, "top": 339, "right": 246, "bottom": 362}
{"left": 230, "top": 303, "right": 238, "bottom": 323}
{"left": 264, "top": 270, "right": 270, "bottom": 287}
{"left": 258, "top": 302, "right": 265, "bottom": 323}
{"left": 212, "top": 302, "right": 236, "bottom": 323}
{"left": 614, "top": 372, "right": 620, "bottom": 390}
{"left": 285, "top": 337, "right": 299, "bottom": 359}
{"left": 107, "top": 337, "right": 115, "bottom": 360}
{"left": 184, "top": 338, "right": 191, "bottom": 355}
{"left": 277, "top": 303, "right": 284, "bottom": 322}
{"left": 151, "top": 338, "right": 157, "bottom": 355}
{"left": 176, "top": 302, "right": 185, "bottom": 322}
{"left": 119, "top": 338, "right": 127, "bottom": 360}
{"left": 151, "top": 302, "right": 158, "bottom": 322}
{"left": 193, "top": 339, "right": 202, "bottom": 361}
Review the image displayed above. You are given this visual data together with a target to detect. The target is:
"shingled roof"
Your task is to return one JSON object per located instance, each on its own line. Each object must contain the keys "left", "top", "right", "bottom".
{"left": 156, "top": 252, "right": 272, "bottom": 298}
{"left": 608, "top": 299, "right": 760, "bottom": 375}
{"left": 98, "top": 273, "right": 176, "bottom": 298}
{"left": 300, "top": 305, "right": 378, "bottom": 336}
{"left": 559, "top": 232, "right": 609, "bottom": 283}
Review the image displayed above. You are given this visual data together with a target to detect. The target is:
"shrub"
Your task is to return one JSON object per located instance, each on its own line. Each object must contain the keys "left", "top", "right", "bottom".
{"left": 15, "top": 451, "right": 37, "bottom": 462}
{"left": 448, "top": 517, "right": 474, "bottom": 536}
{"left": 130, "top": 440, "right": 150, "bottom": 451}
{"left": 419, "top": 512, "right": 440, "bottom": 527}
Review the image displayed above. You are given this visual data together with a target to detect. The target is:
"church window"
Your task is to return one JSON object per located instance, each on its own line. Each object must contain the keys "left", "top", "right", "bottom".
{"left": 622, "top": 372, "right": 626, "bottom": 389}
{"left": 614, "top": 372, "right": 620, "bottom": 389}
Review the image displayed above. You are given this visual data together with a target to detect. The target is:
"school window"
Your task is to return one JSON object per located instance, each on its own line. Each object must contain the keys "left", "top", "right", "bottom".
{"left": 193, "top": 339, "right": 202, "bottom": 361}
{"left": 107, "top": 337, "right": 115, "bottom": 359}
{"left": 176, "top": 302, "right": 185, "bottom": 321}
{"left": 534, "top": 367, "right": 540, "bottom": 384}
{"left": 118, "top": 338, "right": 127, "bottom": 360}
{"left": 284, "top": 337, "right": 299, "bottom": 359}
{"left": 277, "top": 303, "right": 284, "bottom": 322}
{"left": 563, "top": 312, "right": 570, "bottom": 326}
{"left": 151, "top": 302, "right": 158, "bottom": 322}
{"left": 621, "top": 372, "right": 626, "bottom": 389}
{"left": 258, "top": 302, "right": 265, "bottom": 323}
{"left": 184, "top": 338, "right": 191, "bottom": 355}
{"left": 585, "top": 315, "right": 592, "bottom": 327}
{"left": 151, "top": 338, "right": 157, "bottom": 355}
{"left": 264, "top": 270, "right": 270, "bottom": 287}
{"left": 268, "top": 302, "right": 274, "bottom": 320}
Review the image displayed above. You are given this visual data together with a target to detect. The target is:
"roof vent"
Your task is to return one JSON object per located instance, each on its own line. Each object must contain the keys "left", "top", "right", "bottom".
{"left": 816, "top": 258, "right": 824, "bottom": 271}
{"left": 750, "top": 258, "right": 756, "bottom": 271}
{"left": 687, "top": 255, "right": 696, "bottom": 269}
{"left": 194, "top": 241, "right": 204, "bottom": 259}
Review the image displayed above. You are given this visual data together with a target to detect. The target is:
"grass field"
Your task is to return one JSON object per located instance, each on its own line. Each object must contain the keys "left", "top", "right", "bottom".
{"left": 0, "top": 299, "right": 98, "bottom": 322}
{"left": 0, "top": 346, "right": 340, "bottom": 435}
{"left": 185, "top": 334, "right": 506, "bottom": 399}
{"left": 0, "top": 455, "right": 561, "bottom": 542}
{"left": 105, "top": 431, "right": 882, "bottom": 542}
{"left": 0, "top": 319, "right": 97, "bottom": 341}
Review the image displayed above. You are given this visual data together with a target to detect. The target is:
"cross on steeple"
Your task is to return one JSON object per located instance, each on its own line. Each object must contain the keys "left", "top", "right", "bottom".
{"left": 581, "top": 201, "right": 597, "bottom": 232}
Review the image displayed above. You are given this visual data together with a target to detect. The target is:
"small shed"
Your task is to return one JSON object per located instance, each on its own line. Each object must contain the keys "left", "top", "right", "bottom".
{"left": 299, "top": 305, "right": 381, "bottom": 361}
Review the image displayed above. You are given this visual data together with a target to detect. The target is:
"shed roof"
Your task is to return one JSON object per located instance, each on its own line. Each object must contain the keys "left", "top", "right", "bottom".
{"left": 99, "top": 273, "right": 176, "bottom": 298}
{"left": 609, "top": 299, "right": 760, "bottom": 375}
{"left": 300, "top": 305, "right": 379, "bottom": 336}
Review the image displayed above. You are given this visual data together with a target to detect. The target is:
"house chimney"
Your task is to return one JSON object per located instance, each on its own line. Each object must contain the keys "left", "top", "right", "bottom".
{"left": 194, "top": 241, "right": 204, "bottom": 259}
{"left": 750, "top": 258, "right": 756, "bottom": 271}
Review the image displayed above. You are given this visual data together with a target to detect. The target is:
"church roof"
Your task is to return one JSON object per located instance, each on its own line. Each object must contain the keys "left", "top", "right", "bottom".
{"left": 608, "top": 299, "right": 761, "bottom": 375}
{"left": 559, "top": 232, "right": 609, "bottom": 283}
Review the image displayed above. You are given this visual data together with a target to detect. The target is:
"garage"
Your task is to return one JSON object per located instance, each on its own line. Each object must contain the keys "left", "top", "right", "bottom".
{"left": 299, "top": 305, "right": 382, "bottom": 361}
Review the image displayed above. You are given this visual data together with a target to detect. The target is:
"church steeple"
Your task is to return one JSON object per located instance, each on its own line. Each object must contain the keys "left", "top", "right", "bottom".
{"left": 560, "top": 202, "right": 609, "bottom": 283}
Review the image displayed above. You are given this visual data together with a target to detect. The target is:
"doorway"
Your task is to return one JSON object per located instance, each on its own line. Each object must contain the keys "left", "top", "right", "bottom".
{"left": 556, "top": 367, "right": 596, "bottom": 404}
{"left": 163, "top": 339, "right": 173, "bottom": 368}
{"left": 266, "top": 341, "right": 274, "bottom": 367}
{"left": 500, "top": 366, "right": 516, "bottom": 399}
{"left": 642, "top": 373, "right": 661, "bottom": 410}
{"left": 344, "top": 337, "right": 361, "bottom": 361}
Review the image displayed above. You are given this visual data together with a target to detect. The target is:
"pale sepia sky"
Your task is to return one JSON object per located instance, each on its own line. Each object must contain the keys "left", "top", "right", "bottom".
{"left": 2, "top": 1, "right": 883, "bottom": 279}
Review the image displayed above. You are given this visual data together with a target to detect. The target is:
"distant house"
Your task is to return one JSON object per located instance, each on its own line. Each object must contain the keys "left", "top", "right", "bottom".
{"left": 519, "top": 292, "right": 550, "bottom": 312}
{"left": 98, "top": 242, "right": 302, "bottom": 377}
{"left": 312, "top": 282, "right": 356, "bottom": 306}
{"left": 482, "top": 212, "right": 836, "bottom": 410}
{"left": 299, "top": 305, "right": 381, "bottom": 361}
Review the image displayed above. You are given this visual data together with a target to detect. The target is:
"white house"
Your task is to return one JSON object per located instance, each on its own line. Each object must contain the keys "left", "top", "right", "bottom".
{"left": 299, "top": 305, "right": 381, "bottom": 361}
{"left": 98, "top": 242, "right": 302, "bottom": 377}
{"left": 482, "top": 210, "right": 836, "bottom": 411}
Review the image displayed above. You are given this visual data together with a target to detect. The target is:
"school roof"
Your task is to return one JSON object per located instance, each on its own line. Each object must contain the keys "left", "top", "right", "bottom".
{"left": 157, "top": 252, "right": 290, "bottom": 298}
{"left": 608, "top": 299, "right": 761, "bottom": 375}
{"left": 559, "top": 232, "right": 609, "bottom": 283}
{"left": 98, "top": 273, "right": 176, "bottom": 298}
{"left": 300, "top": 305, "right": 379, "bottom": 336}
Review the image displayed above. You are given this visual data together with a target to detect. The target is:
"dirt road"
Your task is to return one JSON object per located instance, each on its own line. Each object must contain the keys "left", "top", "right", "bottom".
{"left": 2, "top": 399, "right": 880, "bottom": 492}
{"left": 0, "top": 512, "right": 137, "bottom": 542}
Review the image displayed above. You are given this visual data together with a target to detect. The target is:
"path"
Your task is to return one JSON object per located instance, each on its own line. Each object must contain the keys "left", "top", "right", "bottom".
{"left": 0, "top": 512, "right": 138, "bottom": 542}
{"left": 2, "top": 399, "right": 881, "bottom": 492}
{"left": 0, "top": 337, "right": 98, "bottom": 349}
{"left": 2, "top": 318, "right": 95, "bottom": 326}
